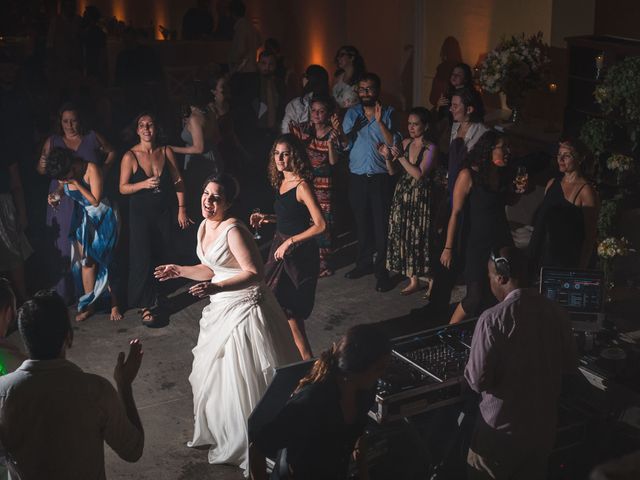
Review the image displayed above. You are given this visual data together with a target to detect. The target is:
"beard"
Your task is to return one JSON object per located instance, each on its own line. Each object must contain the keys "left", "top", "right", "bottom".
{"left": 359, "top": 96, "right": 377, "bottom": 107}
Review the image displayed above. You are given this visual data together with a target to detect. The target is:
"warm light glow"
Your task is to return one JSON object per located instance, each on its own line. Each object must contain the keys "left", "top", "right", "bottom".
{"left": 549, "top": 82, "right": 558, "bottom": 93}
{"left": 155, "top": 3, "right": 169, "bottom": 40}
{"left": 112, "top": 0, "right": 126, "bottom": 22}
{"left": 308, "top": 26, "right": 325, "bottom": 67}
{"left": 595, "top": 53, "right": 605, "bottom": 70}
{"left": 76, "top": 0, "right": 86, "bottom": 16}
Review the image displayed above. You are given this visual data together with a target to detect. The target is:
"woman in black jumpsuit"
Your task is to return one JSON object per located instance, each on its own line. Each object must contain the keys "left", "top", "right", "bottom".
{"left": 119, "top": 112, "right": 192, "bottom": 325}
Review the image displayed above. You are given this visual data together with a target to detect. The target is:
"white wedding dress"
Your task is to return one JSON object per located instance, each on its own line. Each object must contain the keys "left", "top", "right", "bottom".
{"left": 188, "top": 221, "right": 300, "bottom": 475}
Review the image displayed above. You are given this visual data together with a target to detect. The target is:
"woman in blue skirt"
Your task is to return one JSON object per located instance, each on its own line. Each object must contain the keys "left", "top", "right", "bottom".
{"left": 45, "top": 147, "right": 118, "bottom": 321}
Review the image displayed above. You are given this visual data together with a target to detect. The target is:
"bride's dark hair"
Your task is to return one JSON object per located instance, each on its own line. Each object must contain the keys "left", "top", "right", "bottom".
{"left": 202, "top": 173, "right": 241, "bottom": 219}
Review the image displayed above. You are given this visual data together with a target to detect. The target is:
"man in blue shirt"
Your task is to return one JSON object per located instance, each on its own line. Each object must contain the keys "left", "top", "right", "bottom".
{"left": 342, "top": 73, "right": 399, "bottom": 292}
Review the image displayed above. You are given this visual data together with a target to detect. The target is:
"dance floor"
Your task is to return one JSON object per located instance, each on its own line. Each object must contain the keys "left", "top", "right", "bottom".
{"left": 61, "top": 261, "right": 454, "bottom": 479}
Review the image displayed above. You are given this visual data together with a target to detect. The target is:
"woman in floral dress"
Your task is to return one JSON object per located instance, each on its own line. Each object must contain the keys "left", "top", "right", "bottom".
{"left": 290, "top": 96, "right": 346, "bottom": 277}
{"left": 382, "top": 107, "right": 437, "bottom": 295}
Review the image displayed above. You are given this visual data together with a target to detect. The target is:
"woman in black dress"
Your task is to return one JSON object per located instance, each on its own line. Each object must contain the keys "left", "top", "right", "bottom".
{"left": 249, "top": 324, "right": 391, "bottom": 480}
{"left": 250, "top": 134, "right": 326, "bottom": 360}
{"left": 441, "top": 130, "right": 520, "bottom": 324}
{"left": 528, "top": 138, "right": 598, "bottom": 273}
{"left": 119, "top": 112, "right": 191, "bottom": 325}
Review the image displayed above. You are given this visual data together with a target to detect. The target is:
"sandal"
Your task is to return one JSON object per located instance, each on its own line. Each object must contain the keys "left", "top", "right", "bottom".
{"left": 140, "top": 308, "right": 157, "bottom": 327}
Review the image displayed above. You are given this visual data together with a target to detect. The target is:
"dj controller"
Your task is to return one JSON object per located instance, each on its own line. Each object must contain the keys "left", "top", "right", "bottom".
{"left": 370, "top": 319, "right": 476, "bottom": 423}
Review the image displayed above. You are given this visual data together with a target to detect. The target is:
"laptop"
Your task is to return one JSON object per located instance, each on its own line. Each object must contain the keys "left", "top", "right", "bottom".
{"left": 539, "top": 267, "right": 605, "bottom": 332}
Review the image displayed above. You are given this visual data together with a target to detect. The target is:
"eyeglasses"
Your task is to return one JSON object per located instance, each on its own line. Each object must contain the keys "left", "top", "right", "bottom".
{"left": 357, "top": 87, "right": 376, "bottom": 94}
{"left": 490, "top": 250, "right": 511, "bottom": 278}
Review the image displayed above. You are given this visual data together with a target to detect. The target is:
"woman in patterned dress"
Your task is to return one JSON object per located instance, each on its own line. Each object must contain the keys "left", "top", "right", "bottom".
{"left": 290, "top": 96, "right": 346, "bottom": 277}
{"left": 382, "top": 107, "right": 437, "bottom": 295}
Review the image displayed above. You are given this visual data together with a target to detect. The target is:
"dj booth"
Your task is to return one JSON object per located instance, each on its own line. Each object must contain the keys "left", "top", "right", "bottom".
{"left": 250, "top": 268, "right": 640, "bottom": 479}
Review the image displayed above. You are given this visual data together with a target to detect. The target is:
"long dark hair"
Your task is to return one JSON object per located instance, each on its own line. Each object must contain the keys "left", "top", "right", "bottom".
{"left": 334, "top": 45, "right": 366, "bottom": 85}
{"left": 445, "top": 62, "right": 474, "bottom": 97}
{"left": 464, "top": 130, "right": 509, "bottom": 191}
{"left": 126, "top": 111, "right": 166, "bottom": 147}
{"left": 297, "top": 324, "right": 390, "bottom": 391}
{"left": 44, "top": 147, "right": 80, "bottom": 180}
{"left": 267, "top": 134, "right": 313, "bottom": 189}
{"left": 408, "top": 106, "right": 436, "bottom": 144}
{"left": 55, "top": 102, "right": 86, "bottom": 136}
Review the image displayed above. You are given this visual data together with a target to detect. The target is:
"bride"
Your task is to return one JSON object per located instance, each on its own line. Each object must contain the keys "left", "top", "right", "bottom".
{"left": 154, "top": 173, "right": 300, "bottom": 475}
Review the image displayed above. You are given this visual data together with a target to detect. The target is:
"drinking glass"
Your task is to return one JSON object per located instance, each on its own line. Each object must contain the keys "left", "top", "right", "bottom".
{"left": 152, "top": 163, "right": 161, "bottom": 194}
{"left": 515, "top": 166, "right": 528, "bottom": 194}
{"left": 252, "top": 208, "right": 262, "bottom": 240}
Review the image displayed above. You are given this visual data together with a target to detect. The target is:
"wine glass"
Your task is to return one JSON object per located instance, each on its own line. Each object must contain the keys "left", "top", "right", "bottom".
{"left": 252, "top": 208, "right": 262, "bottom": 240}
{"left": 515, "top": 166, "right": 528, "bottom": 194}
{"left": 151, "top": 162, "right": 161, "bottom": 194}
{"left": 49, "top": 192, "right": 61, "bottom": 211}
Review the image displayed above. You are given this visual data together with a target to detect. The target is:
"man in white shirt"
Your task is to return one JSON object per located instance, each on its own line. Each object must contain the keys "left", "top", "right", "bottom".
{"left": 465, "top": 247, "right": 578, "bottom": 479}
{"left": 0, "top": 291, "right": 144, "bottom": 479}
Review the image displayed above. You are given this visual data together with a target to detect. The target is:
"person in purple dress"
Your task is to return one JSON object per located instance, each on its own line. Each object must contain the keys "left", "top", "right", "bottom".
{"left": 38, "top": 103, "right": 116, "bottom": 310}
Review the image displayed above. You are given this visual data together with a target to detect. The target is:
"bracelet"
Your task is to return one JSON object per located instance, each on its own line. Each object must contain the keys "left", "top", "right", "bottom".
{"left": 290, "top": 237, "right": 296, "bottom": 246}
{"left": 178, "top": 205, "right": 186, "bottom": 208}
{"left": 444, "top": 247, "right": 452, "bottom": 250}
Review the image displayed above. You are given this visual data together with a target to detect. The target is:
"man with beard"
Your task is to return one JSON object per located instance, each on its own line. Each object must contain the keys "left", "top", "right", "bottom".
{"left": 341, "top": 73, "right": 399, "bottom": 292}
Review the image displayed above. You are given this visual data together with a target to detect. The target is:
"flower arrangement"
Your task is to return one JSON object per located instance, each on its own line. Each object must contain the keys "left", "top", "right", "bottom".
{"left": 607, "top": 154, "right": 634, "bottom": 173}
{"left": 478, "top": 32, "right": 550, "bottom": 95}
{"left": 597, "top": 237, "right": 633, "bottom": 259}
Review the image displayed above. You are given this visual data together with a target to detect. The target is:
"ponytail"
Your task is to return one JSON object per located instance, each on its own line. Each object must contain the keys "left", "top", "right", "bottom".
{"left": 296, "top": 344, "right": 338, "bottom": 391}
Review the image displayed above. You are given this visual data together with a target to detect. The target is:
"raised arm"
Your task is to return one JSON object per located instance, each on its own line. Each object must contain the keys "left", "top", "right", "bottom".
{"left": 374, "top": 102, "right": 394, "bottom": 146}
{"left": 69, "top": 162, "right": 102, "bottom": 206}
{"left": 154, "top": 263, "right": 214, "bottom": 282}
{"left": 440, "top": 168, "right": 472, "bottom": 269}
{"left": 398, "top": 141, "right": 437, "bottom": 181}
{"left": 189, "top": 224, "right": 264, "bottom": 297}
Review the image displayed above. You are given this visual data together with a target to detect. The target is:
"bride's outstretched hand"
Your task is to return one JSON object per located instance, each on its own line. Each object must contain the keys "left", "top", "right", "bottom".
{"left": 189, "top": 281, "right": 221, "bottom": 298}
{"left": 154, "top": 264, "right": 182, "bottom": 281}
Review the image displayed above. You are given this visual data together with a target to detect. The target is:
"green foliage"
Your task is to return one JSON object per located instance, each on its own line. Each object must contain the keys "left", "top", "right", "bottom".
{"left": 579, "top": 118, "right": 613, "bottom": 157}
{"left": 595, "top": 56, "right": 640, "bottom": 150}
{"left": 598, "top": 195, "right": 623, "bottom": 240}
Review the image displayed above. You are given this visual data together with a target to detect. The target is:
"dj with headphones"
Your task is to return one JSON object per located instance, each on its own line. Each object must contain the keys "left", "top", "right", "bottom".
{"left": 464, "top": 246, "right": 579, "bottom": 479}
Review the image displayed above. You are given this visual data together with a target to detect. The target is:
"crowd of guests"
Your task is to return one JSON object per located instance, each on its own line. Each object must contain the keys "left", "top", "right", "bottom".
{"left": 0, "top": 1, "right": 608, "bottom": 478}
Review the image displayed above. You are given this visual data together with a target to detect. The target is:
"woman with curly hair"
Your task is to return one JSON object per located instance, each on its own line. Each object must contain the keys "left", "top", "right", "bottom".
{"left": 250, "top": 323, "right": 390, "bottom": 480}
{"left": 250, "top": 134, "right": 326, "bottom": 359}
{"left": 45, "top": 147, "right": 119, "bottom": 321}
{"left": 441, "top": 130, "right": 518, "bottom": 324}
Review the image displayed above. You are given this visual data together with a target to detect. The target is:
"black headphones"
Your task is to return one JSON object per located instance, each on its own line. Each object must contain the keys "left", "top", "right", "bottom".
{"left": 490, "top": 249, "right": 511, "bottom": 279}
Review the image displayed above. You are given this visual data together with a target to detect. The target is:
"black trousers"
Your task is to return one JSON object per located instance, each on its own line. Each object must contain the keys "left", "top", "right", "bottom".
{"left": 128, "top": 200, "right": 173, "bottom": 310}
{"left": 348, "top": 173, "right": 393, "bottom": 279}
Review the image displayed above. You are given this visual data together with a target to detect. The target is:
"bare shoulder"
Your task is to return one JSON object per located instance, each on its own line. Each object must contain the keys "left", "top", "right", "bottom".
{"left": 578, "top": 182, "right": 598, "bottom": 206}
{"left": 544, "top": 177, "right": 556, "bottom": 193}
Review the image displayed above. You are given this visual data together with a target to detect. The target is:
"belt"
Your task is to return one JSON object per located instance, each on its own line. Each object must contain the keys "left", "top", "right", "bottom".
{"left": 352, "top": 172, "right": 385, "bottom": 178}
